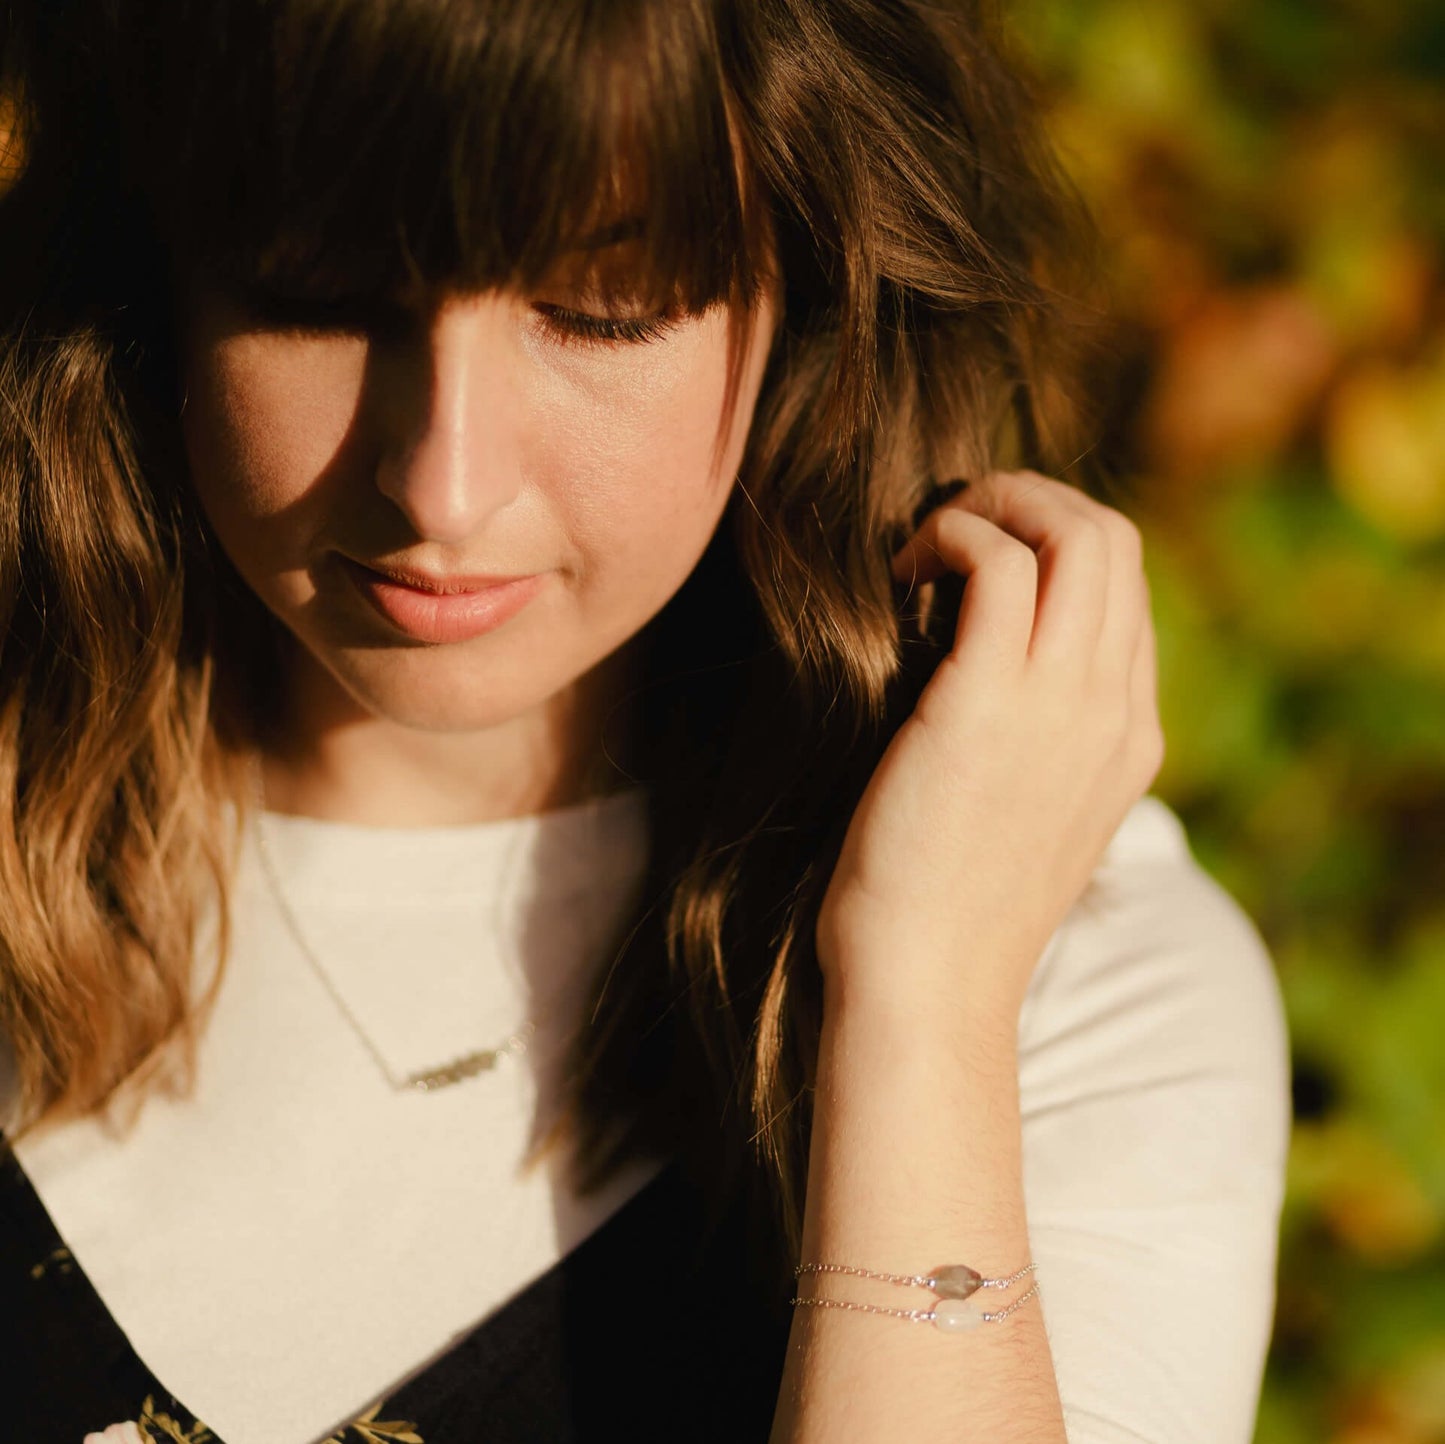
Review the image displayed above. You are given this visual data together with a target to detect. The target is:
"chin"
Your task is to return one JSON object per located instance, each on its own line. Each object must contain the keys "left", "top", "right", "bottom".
{"left": 318, "top": 644, "right": 576, "bottom": 735}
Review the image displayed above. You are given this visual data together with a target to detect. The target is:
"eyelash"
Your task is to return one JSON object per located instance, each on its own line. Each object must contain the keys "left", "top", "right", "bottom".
{"left": 532, "top": 304, "right": 679, "bottom": 347}
{"left": 233, "top": 293, "right": 404, "bottom": 339}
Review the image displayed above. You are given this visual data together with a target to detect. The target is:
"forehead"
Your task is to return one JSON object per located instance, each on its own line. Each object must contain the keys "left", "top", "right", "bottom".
{"left": 117, "top": 0, "right": 764, "bottom": 308}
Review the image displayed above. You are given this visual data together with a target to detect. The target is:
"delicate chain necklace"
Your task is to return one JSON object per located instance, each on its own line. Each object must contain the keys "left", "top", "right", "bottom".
{"left": 250, "top": 771, "right": 536, "bottom": 1093}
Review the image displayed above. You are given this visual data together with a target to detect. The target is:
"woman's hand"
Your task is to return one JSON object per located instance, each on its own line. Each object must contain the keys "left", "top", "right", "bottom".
{"left": 815, "top": 470, "right": 1164, "bottom": 1022}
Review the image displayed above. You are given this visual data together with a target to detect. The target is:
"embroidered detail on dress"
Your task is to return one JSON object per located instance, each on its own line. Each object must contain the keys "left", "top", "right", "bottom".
{"left": 322, "top": 1402, "right": 425, "bottom": 1443}
{"left": 83, "top": 1405, "right": 215, "bottom": 1444}
{"left": 30, "top": 1243, "right": 73, "bottom": 1279}
{"left": 136, "top": 1396, "right": 215, "bottom": 1443}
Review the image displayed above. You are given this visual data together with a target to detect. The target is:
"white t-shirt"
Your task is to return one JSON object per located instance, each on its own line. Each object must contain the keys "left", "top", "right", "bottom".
{"left": 11, "top": 789, "right": 1291, "bottom": 1444}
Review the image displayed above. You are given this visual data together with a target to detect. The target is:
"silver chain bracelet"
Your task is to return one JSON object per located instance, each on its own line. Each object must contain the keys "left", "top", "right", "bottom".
{"left": 790, "top": 1259, "right": 1039, "bottom": 1333}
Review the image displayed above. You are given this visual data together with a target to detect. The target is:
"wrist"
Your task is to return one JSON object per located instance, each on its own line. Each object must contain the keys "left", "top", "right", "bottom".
{"left": 813, "top": 984, "right": 1024, "bottom": 1161}
{"left": 820, "top": 969, "right": 1024, "bottom": 1062}
{"left": 804, "top": 973, "right": 1029, "bottom": 1265}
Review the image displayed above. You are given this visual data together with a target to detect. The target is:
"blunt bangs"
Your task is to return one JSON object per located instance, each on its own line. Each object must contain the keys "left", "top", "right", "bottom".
{"left": 110, "top": 0, "right": 766, "bottom": 312}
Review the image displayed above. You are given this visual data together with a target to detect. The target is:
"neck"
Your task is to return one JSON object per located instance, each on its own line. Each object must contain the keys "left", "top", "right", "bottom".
{"left": 258, "top": 643, "right": 644, "bottom": 827}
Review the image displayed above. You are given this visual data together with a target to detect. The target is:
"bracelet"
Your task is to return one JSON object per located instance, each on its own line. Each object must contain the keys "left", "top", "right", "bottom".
{"left": 790, "top": 1259, "right": 1039, "bottom": 1333}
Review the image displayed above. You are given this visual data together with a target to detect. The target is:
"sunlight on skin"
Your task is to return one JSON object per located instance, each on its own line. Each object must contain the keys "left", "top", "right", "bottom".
{"left": 178, "top": 266, "right": 779, "bottom": 824}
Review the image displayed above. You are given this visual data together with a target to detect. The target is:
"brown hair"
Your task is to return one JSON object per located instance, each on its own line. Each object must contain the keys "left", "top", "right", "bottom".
{"left": 0, "top": 0, "right": 1094, "bottom": 1269}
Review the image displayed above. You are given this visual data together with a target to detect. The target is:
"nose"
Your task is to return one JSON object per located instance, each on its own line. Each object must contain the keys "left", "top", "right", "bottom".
{"left": 373, "top": 294, "right": 523, "bottom": 545}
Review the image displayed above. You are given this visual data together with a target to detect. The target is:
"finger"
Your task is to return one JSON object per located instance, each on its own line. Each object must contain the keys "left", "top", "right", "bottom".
{"left": 1127, "top": 580, "right": 1162, "bottom": 764}
{"left": 1094, "top": 511, "right": 1151, "bottom": 694}
{"left": 892, "top": 503, "right": 1038, "bottom": 666}
{"left": 944, "top": 472, "right": 1111, "bottom": 668}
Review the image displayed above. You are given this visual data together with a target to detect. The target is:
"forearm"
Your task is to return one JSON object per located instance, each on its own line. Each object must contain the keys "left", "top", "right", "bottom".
{"left": 769, "top": 985, "right": 1067, "bottom": 1443}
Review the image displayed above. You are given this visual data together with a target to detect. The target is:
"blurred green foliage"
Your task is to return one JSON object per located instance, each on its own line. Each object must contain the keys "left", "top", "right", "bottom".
{"left": 1008, "top": 0, "right": 1445, "bottom": 1438}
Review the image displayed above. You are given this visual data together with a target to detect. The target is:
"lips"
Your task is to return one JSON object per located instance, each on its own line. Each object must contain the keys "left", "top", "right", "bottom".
{"left": 358, "top": 561, "right": 526, "bottom": 594}
{"left": 338, "top": 556, "right": 544, "bottom": 644}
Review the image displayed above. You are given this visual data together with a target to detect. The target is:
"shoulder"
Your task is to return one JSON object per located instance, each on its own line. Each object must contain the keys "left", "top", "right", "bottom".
{"left": 1015, "top": 796, "right": 1292, "bottom": 1443}
{"left": 1020, "top": 794, "right": 1290, "bottom": 1145}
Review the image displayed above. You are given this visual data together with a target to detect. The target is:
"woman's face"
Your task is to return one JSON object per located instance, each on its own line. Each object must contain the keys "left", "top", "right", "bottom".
{"left": 177, "top": 251, "right": 777, "bottom": 747}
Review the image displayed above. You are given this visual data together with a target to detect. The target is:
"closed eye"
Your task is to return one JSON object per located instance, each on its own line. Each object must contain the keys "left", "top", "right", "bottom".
{"left": 224, "top": 283, "right": 413, "bottom": 339}
{"left": 531, "top": 303, "right": 680, "bottom": 346}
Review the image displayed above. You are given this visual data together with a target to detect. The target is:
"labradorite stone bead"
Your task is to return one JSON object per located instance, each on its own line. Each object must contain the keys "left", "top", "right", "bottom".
{"left": 930, "top": 1264, "right": 983, "bottom": 1299}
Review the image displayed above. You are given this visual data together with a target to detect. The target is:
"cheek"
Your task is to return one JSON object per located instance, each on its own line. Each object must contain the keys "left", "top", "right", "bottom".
{"left": 181, "top": 332, "right": 365, "bottom": 534}
{"left": 528, "top": 312, "right": 761, "bottom": 588}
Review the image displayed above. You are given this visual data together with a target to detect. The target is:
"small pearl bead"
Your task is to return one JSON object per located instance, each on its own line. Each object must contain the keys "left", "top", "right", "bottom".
{"left": 932, "top": 1299, "right": 985, "bottom": 1332}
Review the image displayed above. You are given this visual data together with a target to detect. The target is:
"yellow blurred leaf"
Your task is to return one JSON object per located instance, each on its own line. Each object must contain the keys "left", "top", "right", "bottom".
{"left": 1327, "top": 357, "right": 1445, "bottom": 545}
{"left": 1386, "top": 1348, "right": 1445, "bottom": 1441}
{"left": 1072, "top": 0, "right": 1210, "bottom": 124}
{"left": 1305, "top": 226, "right": 1437, "bottom": 352}
{"left": 1331, "top": 1346, "right": 1445, "bottom": 1444}
{"left": 1290, "top": 1119, "right": 1441, "bottom": 1264}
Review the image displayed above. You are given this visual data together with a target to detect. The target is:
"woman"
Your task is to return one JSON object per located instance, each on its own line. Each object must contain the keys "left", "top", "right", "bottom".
{"left": 0, "top": 1, "right": 1290, "bottom": 1441}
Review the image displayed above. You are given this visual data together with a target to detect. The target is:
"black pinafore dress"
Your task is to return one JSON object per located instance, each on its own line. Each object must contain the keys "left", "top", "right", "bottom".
{"left": 2, "top": 1145, "right": 791, "bottom": 1443}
